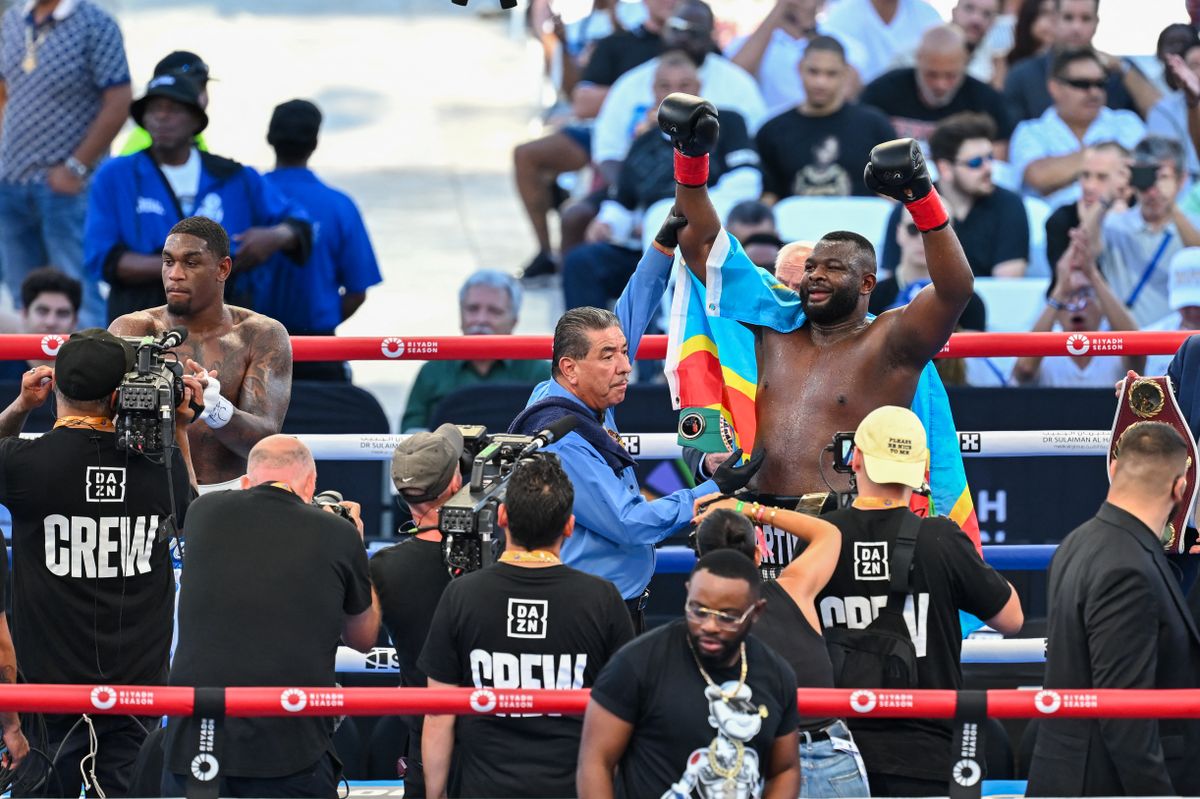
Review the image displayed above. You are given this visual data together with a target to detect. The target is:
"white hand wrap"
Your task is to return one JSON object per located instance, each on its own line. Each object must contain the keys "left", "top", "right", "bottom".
{"left": 199, "top": 375, "right": 234, "bottom": 429}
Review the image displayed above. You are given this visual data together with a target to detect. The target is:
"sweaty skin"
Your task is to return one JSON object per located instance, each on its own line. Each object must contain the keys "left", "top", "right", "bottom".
{"left": 675, "top": 186, "right": 972, "bottom": 496}
{"left": 110, "top": 308, "right": 291, "bottom": 485}
{"left": 109, "top": 230, "right": 292, "bottom": 486}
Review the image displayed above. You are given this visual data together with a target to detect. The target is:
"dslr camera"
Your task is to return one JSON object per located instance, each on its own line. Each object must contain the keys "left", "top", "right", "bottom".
{"left": 115, "top": 328, "right": 187, "bottom": 454}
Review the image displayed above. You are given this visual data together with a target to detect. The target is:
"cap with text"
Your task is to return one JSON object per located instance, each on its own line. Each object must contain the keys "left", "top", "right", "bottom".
{"left": 855, "top": 405, "right": 928, "bottom": 490}
{"left": 391, "top": 423, "right": 464, "bottom": 505}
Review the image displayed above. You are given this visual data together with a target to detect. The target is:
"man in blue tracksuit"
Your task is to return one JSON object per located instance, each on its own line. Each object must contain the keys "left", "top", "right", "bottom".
{"left": 509, "top": 213, "right": 762, "bottom": 632}
{"left": 253, "top": 99, "right": 383, "bottom": 380}
{"left": 84, "top": 73, "right": 311, "bottom": 322}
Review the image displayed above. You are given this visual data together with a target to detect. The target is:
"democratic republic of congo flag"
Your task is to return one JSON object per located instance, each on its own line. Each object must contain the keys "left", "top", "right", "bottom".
{"left": 664, "top": 230, "right": 981, "bottom": 551}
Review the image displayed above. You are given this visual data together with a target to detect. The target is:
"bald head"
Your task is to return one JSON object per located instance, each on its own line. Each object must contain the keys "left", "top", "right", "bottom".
{"left": 916, "top": 25, "right": 969, "bottom": 108}
{"left": 918, "top": 24, "right": 969, "bottom": 57}
{"left": 245, "top": 435, "right": 318, "bottom": 500}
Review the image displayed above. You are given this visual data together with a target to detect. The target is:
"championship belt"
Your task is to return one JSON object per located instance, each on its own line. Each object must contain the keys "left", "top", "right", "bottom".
{"left": 1109, "top": 376, "right": 1200, "bottom": 553}
{"left": 677, "top": 407, "right": 735, "bottom": 453}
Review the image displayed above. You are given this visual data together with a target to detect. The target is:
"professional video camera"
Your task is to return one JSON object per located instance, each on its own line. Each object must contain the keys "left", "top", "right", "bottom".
{"left": 115, "top": 327, "right": 188, "bottom": 454}
{"left": 437, "top": 416, "right": 578, "bottom": 576}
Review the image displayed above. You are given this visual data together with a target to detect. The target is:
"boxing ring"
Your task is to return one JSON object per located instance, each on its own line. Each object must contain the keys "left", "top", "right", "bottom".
{"left": 0, "top": 330, "right": 1194, "bottom": 796}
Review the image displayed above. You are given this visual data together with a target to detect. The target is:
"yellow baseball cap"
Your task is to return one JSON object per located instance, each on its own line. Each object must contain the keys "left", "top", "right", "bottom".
{"left": 855, "top": 406, "right": 929, "bottom": 489}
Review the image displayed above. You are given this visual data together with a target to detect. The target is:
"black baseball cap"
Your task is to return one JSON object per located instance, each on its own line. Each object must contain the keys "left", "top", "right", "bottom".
{"left": 153, "top": 50, "right": 213, "bottom": 84}
{"left": 130, "top": 73, "right": 209, "bottom": 134}
{"left": 54, "top": 329, "right": 134, "bottom": 402}
{"left": 267, "top": 99, "right": 323, "bottom": 148}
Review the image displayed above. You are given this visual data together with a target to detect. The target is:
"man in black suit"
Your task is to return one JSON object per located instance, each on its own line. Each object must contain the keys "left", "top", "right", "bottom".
{"left": 1027, "top": 421, "right": 1200, "bottom": 796}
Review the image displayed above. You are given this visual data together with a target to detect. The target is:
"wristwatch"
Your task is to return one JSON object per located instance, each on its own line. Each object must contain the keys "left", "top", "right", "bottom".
{"left": 63, "top": 156, "right": 90, "bottom": 180}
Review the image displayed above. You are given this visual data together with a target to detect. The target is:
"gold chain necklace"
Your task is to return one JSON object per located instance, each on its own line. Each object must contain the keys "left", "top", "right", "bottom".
{"left": 686, "top": 635, "right": 747, "bottom": 702}
{"left": 22, "top": 20, "right": 52, "bottom": 74}
{"left": 706, "top": 738, "right": 746, "bottom": 784}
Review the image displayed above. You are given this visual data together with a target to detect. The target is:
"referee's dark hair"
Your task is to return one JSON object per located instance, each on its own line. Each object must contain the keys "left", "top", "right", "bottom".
{"left": 503, "top": 454, "right": 574, "bottom": 550}
{"left": 695, "top": 509, "right": 756, "bottom": 561}
{"left": 691, "top": 549, "right": 762, "bottom": 599}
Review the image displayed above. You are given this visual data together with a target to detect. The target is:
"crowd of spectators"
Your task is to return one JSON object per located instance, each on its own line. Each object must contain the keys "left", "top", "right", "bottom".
{"left": 514, "top": 0, "right": 1200, "bottom": 390}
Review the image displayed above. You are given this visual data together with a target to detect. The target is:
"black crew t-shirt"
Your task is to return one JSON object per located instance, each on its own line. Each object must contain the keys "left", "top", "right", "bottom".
{"left": 0, "top": 428, "right": 189, "bottom": 685}
{"left": 815, "top": 507, "right": 1012, "bottom": 780}
{"left": 418, "top": 562, "right": 633, "bottom": 798}
{"left": 165, "top": 485, "right": 373, "bottom": 778}
{"left": 590, "top": 620, "right": 801, "bottom": 799}
{"left": 756, "top": 104, "right": 898, "bottom": 199}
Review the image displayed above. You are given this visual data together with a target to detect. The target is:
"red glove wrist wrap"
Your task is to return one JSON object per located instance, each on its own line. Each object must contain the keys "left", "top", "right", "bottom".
{"left": 674, "top": 151, "right": 709, "bottom": 187}
{"left": 906, "top": 190, "right": 950, "bottom": 232}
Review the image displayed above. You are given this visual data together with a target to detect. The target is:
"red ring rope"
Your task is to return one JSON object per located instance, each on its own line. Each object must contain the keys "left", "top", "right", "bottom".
{"left": 0, "top": 331, "right": 1195, "bottom": 362}
{"left": 1, "top": 684, "right": 1198, "bottom": 719}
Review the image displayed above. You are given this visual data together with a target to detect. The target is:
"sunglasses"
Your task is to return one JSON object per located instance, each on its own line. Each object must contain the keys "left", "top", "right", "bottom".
{"left": 955, "top": 153, "right": 994, "bottom": 169}
{"left": 667, "top": 16, "right": 705, "bottom": 32}
{"left": 685, "top": 601, "right": 756, "bottom": 631}
{"left": 1054, "top": 286, "right": 1096, "bottom": 312}
{"left": 1058, "top": 76, "right": 1107, "bottom": 92}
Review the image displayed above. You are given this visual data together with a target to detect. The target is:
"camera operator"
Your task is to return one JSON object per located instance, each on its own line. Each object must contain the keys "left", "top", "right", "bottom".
{"left": 418, "top": 454, "right": 633, "bottom": 799}
{"left": 0, "top": 329, "right": 200, "bottom": 798}
{"left": 162, "top": 435, "right": 379, "bottom": 798}
{"left": 368, "top": 425, "right": 465, "bottom": 797}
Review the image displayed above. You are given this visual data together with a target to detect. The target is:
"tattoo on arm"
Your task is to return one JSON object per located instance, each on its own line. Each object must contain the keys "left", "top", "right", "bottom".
{"left": 0, "top": 403, "right": 30, "bottom": 439}
{"left": 211, "top": 321, "right": 293, "bottom": 453}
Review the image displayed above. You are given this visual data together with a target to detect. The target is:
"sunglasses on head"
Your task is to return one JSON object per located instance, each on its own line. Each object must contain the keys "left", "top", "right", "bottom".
{"left": 955, "top": 153, "right": 994, "bottom": 169}
{"left": 1058, "top": 76, "right": 1107, "bottom": 92}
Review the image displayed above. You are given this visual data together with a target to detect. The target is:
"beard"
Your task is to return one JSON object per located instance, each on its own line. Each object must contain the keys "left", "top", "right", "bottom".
{"left": 690, "top": 626, "right": 752, "bottom": 669}
{"left": 802, "top": 282, "right": 861, "bottom": 324}
{"left": 166, "top": 296, "right": 192, "bottom": 315}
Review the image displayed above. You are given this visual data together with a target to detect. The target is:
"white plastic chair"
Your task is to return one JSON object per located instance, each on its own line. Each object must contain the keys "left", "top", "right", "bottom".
{"left": 773, "top": 196, "right": 896, "bottom": 251}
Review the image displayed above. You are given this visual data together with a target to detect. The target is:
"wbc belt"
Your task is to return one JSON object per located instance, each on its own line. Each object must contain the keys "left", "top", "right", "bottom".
{"left": 1109, "top": 376, "right": 1200, "bottom": 553}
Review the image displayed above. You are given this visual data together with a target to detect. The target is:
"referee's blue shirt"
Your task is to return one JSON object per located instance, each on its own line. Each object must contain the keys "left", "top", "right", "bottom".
{"left": 524, "top": 244, "right": 717, "bottom": 599}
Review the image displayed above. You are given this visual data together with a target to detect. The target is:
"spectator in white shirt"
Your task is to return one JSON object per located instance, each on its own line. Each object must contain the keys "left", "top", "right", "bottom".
{"left": 725, "top": 0, "right": 867, "bottom": 117}
{"left": 1143, "top": 247, "right": 1200, "bottom": 376}
{"left": 1012, "top": 224, "right": 1143, "bottom": 387}
{"left": 819, "top": 0, "right": 944, "bottom": 85}
{"left": 1009, "top": 48, "right": 1145, "bottom": 209}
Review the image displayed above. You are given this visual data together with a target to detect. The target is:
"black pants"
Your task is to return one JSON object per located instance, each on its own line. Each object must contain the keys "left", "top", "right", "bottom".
{"left": 867, "top": 771, "right": 946, "bottom": 797}
{"left": 14, "top": 714, "right": 156, "bottom": 798}
{"left": 403, "top": 716, "right": 425, "bottom": 798}
{"left": 625, "top": 589, "right": 649, "bottom": 635}
{"left": 162, "top": 750, "right": 340, "bottom": 799}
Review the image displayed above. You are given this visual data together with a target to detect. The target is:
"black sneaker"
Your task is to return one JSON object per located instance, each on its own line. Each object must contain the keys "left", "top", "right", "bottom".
{"left": 519, "top": 251, "right": 559, "bottom": 282}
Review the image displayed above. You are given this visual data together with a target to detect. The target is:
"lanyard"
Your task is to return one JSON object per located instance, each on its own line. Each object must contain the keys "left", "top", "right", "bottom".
{"left": 1126, "top": 230, "right": 1174, "bottom": 308}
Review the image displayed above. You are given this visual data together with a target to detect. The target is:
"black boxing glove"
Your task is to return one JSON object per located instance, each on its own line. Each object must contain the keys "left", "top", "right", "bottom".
{"left": 654, "top": 207, "right": 688, "bottom": 251}
{"left": 863, "top": 138, "right": 949, "bottom": 232}
{"left": 711, "top": 448, "right": 765, "bottom": 495}
{"left": 658, "top": 92, "right": 719, "bottom": 187}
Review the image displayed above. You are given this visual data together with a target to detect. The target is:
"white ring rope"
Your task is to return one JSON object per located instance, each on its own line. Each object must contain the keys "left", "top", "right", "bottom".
{"left": 298, "top": 430, "right": 1111, "bottom": 462}
{"left": 334, "top": 637, "right": 1050, "bottom": 673}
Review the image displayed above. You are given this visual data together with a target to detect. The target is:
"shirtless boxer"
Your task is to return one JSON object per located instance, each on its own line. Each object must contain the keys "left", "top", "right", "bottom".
{"left": 662, "top": 92, "right": 974, "bottom": 500}
{"left": 109, "top": 216, "right": 292, "bottom": 487}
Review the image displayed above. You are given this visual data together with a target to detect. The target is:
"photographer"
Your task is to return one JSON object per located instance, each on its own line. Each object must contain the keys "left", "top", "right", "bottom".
{"left": 0, "top": 329, "right": 199, "bottom": 798}
{"left": 162, "top": 435, "right": 378, "bottom": 798}
{"left": 418, "top": 455, "right": 633, "bottom": 799}
{"left": 369, "top": 425, "right": 465, "bottom": 797}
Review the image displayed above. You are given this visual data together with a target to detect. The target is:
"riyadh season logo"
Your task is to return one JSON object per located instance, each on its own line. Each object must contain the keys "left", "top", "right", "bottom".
{"left": 1034, "top": 689, "right": 1097, "bottom": 714}
{"left": 953, "top": 759, "right": 981, "bottom": 787}
{"left": 381, "top": 338, "right": 404, "bottom": 359}
{"left": 849, "top": 690, "right": 876, "bottom": 713}
{"left": 1066, "top": 334, "right": 1090, "bottom": 356}
{"left": 40, "top": 335, "right": 64, "bottom": 358}
{"left": 281, "top": 688, "right": 308, "bottom": 712}
{"left": 470, "top": 689, "right": 497, "bottom": 713}
{"left": 90, "top": 686, "right": 117, "bottom": 710}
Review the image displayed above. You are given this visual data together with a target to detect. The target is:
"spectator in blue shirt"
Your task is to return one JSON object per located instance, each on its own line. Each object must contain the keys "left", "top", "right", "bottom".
{"left": 509, "top": 216, "right": 762, "bottom": 632}
{"left": 0, "top": 0, "right": 132, "bottom": 329}
{"left": 84, "top": 73, "right": 312, "bottom": 322}
{"left": 252, "top": 99, "right": 383, "bottom": 381}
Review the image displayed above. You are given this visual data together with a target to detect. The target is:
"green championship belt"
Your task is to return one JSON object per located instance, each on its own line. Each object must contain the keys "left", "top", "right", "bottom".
{"left": 677, "top": 407, "right": 735, "bottom": 454}
{"left": 1109, "top": 376, "right": 1199, "bottom": 553}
